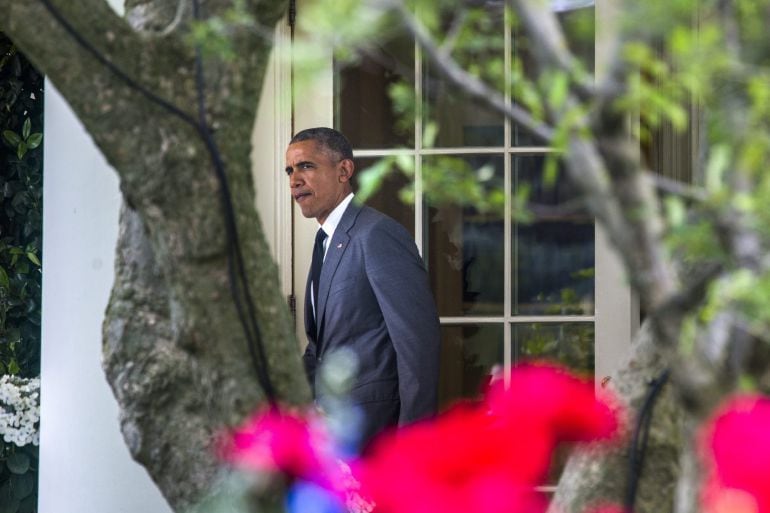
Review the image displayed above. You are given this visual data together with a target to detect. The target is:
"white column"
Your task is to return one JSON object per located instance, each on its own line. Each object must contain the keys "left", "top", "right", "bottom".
{"left": 39, "top": 83, "right": 172, "bottom": 513}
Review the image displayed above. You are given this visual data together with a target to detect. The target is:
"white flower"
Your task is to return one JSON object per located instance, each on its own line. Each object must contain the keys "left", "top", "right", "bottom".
{"left": 0, "top": 375, "right": 40, "bottom": 447}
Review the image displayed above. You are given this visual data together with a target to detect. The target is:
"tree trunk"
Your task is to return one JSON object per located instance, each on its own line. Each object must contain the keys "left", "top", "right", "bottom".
{"left": 549, "top": 322, "right": 682, "bottom": 513}
{"left": 0, "top": 1, "right": 310, "bottom": 510}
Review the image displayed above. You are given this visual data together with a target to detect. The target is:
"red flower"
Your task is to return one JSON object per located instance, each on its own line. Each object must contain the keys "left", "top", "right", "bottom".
{"left": 359, "top": 402, "right": 552, "bottom": 513}
{"left": 220, "top": 405, "right": 340, "bottom": 488}
{"left": 699, "top": 394, "right": 770, "bottom": 513}
{"left": 486, "top": 362, "right": 621, "bottom": 443}
{"left": 356, "top": 363, "right": 622, "bottom": 513}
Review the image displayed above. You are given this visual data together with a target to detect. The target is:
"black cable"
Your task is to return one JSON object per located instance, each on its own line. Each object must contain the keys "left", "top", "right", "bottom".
{"left": 624, "top": 368, "right": 670, "bottom": 512}
{"left": 189, "top": 0, "right": 277, "bottom": 403}
{"left": 37, "top": 0, "right": 277, "bottom": 403}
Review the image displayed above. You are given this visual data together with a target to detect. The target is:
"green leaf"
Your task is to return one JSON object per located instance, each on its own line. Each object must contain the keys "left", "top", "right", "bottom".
{"left": 6, "top": 454, "right": 29, "bottom": 475}
{"left": 22, "top": 118, "right": 30, "bottom": 140}
{"left": 422, "top": 122, "right": 438, "bottom": 149}
{"left": 25, "top": 253, "right": 40, "bottom": 267}
{"left": 25, "top": 133, "right": 41, "bottom": 150}
{"left": 7, "top": 359, "right": 19, "bottom": 375}
{"left": 664, "top": 196, "right": 686, "bottom": 228}
{"left": 356, "top": 159, "right": 392, "bottom": 203}
{"left": 0, "top": 481, "right": 19, "bottom": 513}
{"left": 10, "top": 474, "right": 33, "bottom": 500}
{"left": 16, "top": 142, "right": 26, "bottom": 160}
{"left": 706, "top": 144, "right": 731, "bottom": 193}
{"left": 17, "top": 496, "right": 34, "bottom": 513}
{"left": 546, "top": 71, "right": 569, "bottom": 110}
{"left": 0, "top": 267, "right": 9, "bottom": 289}
{"left": 2, "top": 130, "right": 20, "bottom": 147}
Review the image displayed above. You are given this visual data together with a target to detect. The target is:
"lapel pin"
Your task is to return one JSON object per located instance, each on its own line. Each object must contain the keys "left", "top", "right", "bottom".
{"left": 337, "top": 243, "right": 343, "bottom": 249}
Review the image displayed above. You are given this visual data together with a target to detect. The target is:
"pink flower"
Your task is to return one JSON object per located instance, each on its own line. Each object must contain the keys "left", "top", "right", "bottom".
{"left": 486, "top": 362, "right": 621, "bottom": 443}
{"left": 699, "top": 394, "right": 770, "bottom": 513}
{"left": 356, "top": 363, "right": 623, "bottom": 513}
{"left": 220, "top": 405, "right": 340, "bottom": 488}
{"left": 357, "top": 403, "right": 549, "bottom": 513}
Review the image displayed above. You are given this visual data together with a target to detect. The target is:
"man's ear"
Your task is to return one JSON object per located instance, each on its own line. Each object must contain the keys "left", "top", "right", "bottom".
{"left": 339, "top": 159, "right": 354, "bottom": 183}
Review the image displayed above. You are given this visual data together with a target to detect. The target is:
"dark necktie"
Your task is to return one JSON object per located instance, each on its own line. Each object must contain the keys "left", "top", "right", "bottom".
{"left": 309, "top": 228, "right": 327, "bottom": 335}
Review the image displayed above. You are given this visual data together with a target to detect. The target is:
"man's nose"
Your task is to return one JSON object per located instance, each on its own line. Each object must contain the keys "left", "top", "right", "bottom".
{"left": 288, "top": 170, "right": 301, "bottom": 187}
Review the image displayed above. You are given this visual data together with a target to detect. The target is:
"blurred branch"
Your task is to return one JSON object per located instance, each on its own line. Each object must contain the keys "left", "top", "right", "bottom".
{"left": 385, "top": 0, "right": 555, "bottom": 143}
{"left": 509, "top": 0, "right": 595, "bottom": 100}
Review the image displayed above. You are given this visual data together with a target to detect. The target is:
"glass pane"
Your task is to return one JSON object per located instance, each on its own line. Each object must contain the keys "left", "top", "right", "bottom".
{"left": 513, "top": 156, "right": 594, "bottom": 315}
{"left": 335, "top": 33, "right": 415, "bottom": 149}
{"left": 423, "top": 7, "right": 505, "bottom": 147}
{"left": 353, "top": 157, "right": 415, "bottom": 238}
{"left": 512, "top": 322, "right": 594, "bottom": 375}
{"left": 425, "top": 155, "right": 505, "bottom": 316}
{"left": 439, "top": 324, "right": 504, "bottom": 410}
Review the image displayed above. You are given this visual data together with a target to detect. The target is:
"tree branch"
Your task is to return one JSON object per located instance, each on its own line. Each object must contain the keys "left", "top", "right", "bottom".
{"left": 509, "top": 0, "right": 595, "bottom": 100}
{"left": 387, "top": 0, "right": 555, "bottom": 143}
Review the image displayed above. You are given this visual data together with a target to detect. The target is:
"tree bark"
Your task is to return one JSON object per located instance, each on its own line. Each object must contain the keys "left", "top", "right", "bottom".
{"left": 1, "top": 0, "right": 310, "bottom": 510}
{"left": 550, "top": 322, "right": 682, "bottom": 513}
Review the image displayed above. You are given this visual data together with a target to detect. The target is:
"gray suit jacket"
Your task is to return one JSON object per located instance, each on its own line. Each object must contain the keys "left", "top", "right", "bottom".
{"left": 303, "top": 201, "right": 440, "bottom": 445}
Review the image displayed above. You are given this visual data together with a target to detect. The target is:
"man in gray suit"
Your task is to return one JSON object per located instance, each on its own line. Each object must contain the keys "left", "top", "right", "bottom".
{"left": 285, "top": 127, "right": 440, "bottom": 447}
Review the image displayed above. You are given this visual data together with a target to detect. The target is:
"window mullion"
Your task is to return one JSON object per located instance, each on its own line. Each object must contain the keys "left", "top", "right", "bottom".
{"left": 503, "top": 6, "right": 513, "bottom": 386}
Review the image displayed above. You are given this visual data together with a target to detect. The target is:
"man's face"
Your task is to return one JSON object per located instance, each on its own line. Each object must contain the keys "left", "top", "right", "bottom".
{"left": 285, "top": 140, "right": 353, "bottom": 225}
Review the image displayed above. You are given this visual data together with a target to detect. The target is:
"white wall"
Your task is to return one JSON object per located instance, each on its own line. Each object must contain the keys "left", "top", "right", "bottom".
{"left": 39, "top": 83, "right": 172, "bottom": 513}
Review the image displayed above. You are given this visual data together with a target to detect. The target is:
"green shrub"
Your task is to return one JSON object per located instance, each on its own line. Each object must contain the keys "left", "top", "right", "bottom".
{"left": 0, "top": 32, "right": 43, "bottom": 513}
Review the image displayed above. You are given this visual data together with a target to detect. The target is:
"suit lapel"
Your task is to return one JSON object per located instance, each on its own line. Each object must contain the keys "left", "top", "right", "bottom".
{"left": 316, "top": 201, "right": 361, "bottom": 348}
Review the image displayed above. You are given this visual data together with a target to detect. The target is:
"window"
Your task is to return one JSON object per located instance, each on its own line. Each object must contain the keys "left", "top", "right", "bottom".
{"left": 334, "top": 4, "right": 600, "bottom": 408}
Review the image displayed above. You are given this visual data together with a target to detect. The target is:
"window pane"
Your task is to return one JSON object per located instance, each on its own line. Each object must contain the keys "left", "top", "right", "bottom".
{"left": 424, "top": 155, "right": 505, "bottom": 316}
{"left": 513, "top": 156, "right": 594, "bottom": 315}
{"left": 439, "top": 324, "right": 503, "bottom": 410}
{"left": 335, "top": 34, "right": 415, "bottom": 149}
{"left": 353, "top": 157, "right": 415, "bottom": 238}
{"left": 512, "top": 322, "right": 594, "bottom": 375}
{"left": 423, "top": 8, "right": 505, "bottom": 147}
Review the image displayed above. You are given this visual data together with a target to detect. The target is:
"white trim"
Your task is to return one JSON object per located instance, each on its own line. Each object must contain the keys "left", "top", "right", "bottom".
{"left": 353, "top": 147, "right": 555, "bottom": 157}
{"left": 252, "top": 18, "right": 293, "bottom": 300}
{"left": 292, "top": 0, "right": 335, "bottom": 340}
{"left": 440, "top": 316, "right": 595, "bottom": 324}
{"left": 414, "top": 39, "right": 424, "bottom": 256}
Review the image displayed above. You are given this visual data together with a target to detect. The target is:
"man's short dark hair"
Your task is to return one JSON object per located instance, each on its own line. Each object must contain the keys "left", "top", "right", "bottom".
{"left": 290, "top": 127, "right": 354, "bottom": 161}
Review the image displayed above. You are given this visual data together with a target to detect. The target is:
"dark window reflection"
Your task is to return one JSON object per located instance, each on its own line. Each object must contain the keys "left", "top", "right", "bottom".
{"left": 352, "top": 157, "right": 415, "bottom": 238}
{"left": 514, "top": 156, "right": 594, "bottom": 315}
{"left": 513, "top": 322, "right": 595, "bottom": 375}
{"left": 335, "top": 34, "right": 415, "bottom": 149}
{"left": 439, "top": 324, "right": 503, "bottom": 410}
{"left": 424, "top": 155, "right": 504, "bottom": 316}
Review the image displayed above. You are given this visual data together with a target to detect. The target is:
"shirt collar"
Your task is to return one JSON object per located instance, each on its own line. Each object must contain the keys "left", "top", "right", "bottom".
{"left": 320, "top": 192, "right": 354, "bottom": 240}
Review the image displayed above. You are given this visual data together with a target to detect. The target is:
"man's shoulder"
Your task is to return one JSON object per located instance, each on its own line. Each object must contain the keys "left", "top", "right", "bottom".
{"left": 350, "top": 204, "right": 408, "bottom": 236}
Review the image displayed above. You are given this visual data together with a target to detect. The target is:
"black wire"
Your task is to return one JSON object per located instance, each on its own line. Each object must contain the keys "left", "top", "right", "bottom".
{"left": 37, "top": 0, "right": 277, "bottom": 403}
{"left": 189, "top": 0, "right": 277, "bottom": 404}
{"left": 624, "top": 368, "right": 670, "bottom": 512}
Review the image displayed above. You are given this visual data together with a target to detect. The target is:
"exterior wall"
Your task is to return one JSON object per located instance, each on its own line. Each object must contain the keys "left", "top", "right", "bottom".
{"left": 38, "top": 83, "right": 172, "bottom": 513}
